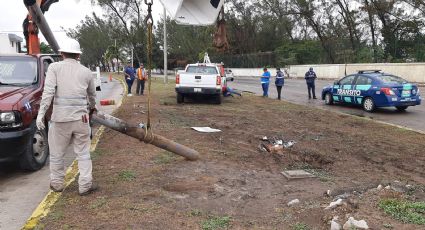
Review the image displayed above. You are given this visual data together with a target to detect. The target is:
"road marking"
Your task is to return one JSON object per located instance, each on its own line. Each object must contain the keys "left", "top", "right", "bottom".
{"left": 22, "top": 74, "right": 125, "bottom": 230}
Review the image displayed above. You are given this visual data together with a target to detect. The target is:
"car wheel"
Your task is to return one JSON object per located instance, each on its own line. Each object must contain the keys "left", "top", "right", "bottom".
{"left": 177, "top": 93, "right": 184, "bottom": 104}
{"left": 362, "top": 97, "right": 375, "bottom": 112}
{"left": 215, "top": 94, "right": 222, "bottom": 104}
{"left": 396, "top": 106, "right": 408, "bottom": 112}
{"left": 19, "top": 121, "right": 49, "bottom": 171}
{"left": 324, "top": 93, "right": 333, "bottom": 105}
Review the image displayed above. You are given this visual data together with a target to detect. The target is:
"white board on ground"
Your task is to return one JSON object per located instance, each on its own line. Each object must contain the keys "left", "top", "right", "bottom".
{"left": 191, "top": 127, "right": 221, "bottom": 133}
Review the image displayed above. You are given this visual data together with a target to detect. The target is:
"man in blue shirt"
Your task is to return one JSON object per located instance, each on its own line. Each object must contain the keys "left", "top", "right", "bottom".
{"left": 261, "top": 68, "right": 271, "bottom": 97}
{"left": 275, "top": 68, "right": 285, "bottom": 100}
{"left": 304, "top": 67, "right": 317, "bottom": 99}
{"left": 124, "top": 62, "right": 136, "bottom": 96}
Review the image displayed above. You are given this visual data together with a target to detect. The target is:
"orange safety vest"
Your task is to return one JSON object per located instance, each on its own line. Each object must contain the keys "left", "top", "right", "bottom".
{"left": 137, "top": 68, "right": 147, "bottom": 80}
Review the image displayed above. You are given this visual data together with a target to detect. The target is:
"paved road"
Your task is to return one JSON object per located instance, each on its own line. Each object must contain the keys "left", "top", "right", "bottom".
{"left": 0, "top": 76, "right": 123, "bottom": 230}
{"left": 229, "top": 77, "right": 425, "bottom": 132}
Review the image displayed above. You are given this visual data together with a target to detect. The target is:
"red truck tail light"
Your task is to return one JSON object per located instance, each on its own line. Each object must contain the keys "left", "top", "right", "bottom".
{"left": 216, "top": 75, "right": 221, "bottom": 85}
{"left": 176, "top": 74, "right": 180, "bottom": 84}
{"left": 381, "top": 87, "right": 395, "bottom": 96}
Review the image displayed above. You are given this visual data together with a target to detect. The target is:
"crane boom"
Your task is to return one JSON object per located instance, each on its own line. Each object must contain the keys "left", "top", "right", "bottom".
{"left": 23, "top": 0, "right": 60, "bottom": 54}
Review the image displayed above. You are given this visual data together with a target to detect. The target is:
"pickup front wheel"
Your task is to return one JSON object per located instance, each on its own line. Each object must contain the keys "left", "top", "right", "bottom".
{"left": 177, "top": 93, "right": 184, "bottom": 104}
{"left": 19, "top": 121, "right": 49, "bottom": 171}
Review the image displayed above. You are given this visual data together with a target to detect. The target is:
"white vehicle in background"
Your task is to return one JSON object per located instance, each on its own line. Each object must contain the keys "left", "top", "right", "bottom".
{"left": 175, "top": 63, "right": 228, "bottom": 104}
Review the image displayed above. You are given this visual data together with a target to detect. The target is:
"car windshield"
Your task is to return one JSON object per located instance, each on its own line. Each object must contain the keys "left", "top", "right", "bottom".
{"left": 0, "top": 57, "right": 37, "bottom": 85}
{"left": 186, "top": 66, "right": 218, "bottom": 74}
{"left": 378, "top": 75, "right": 408, "bottom": 84}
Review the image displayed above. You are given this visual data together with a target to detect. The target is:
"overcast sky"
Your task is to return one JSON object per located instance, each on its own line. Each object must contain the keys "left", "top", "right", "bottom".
{"left": 0, "top": 1, "right": 164, "bottom": 43}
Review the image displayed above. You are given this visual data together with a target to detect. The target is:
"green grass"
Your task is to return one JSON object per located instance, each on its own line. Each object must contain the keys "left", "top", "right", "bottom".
{"left": 292, "top": 222, "right": 310, "bottom": 230}
{"left": 379, "top": 199, "right": 425, "bottom": 225}
{"left": 90, "top": 197, "right": 108, "bottom": 209}
{"left": 118, "top": 170, "right": 136, "bottom": 181}
{"left": 201, "top": 216, "right": 231, "bottom": 230}
{"left": 189, "top": 209, "right": 202, "bottom": 217}
{"left": 154, "top": 151, "right": 177, "bottom": 164}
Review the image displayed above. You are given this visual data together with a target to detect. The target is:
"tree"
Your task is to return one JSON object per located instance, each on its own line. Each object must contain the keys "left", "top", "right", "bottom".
{"left": 40, "top": 42, "right": 53, "bottom": 54}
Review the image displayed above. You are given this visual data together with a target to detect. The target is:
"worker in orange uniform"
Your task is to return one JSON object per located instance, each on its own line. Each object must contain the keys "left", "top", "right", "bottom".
{"left": 36, "top": 38, "right": 98, "bottom": 196}
{"left": 136, "top": 63, "right": 147, "bottom": 95}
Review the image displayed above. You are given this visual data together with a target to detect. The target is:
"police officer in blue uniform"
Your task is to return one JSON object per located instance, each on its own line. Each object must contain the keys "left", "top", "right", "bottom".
{"left": 304, "top": 67, "right": 317, "bottom": 99}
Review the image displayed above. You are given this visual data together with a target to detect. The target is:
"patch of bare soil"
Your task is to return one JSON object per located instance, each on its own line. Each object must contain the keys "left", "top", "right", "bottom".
{"left": 39, "top": 80, "right": 425, "bottom": 230}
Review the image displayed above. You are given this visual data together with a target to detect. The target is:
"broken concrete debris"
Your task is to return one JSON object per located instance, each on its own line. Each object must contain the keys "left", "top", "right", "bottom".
{"left": 342, "top": 217, "right": 369, "bottom": 229}
{"left": 325, "top": 198, "right": 343, "bottom": 210}
{"left": 330, "top": 216, "right": 342, "bottom": 230}
{"left": 281, "top": 170, "right": 316, "bottom": 180}
{"left": 287, "top": 199, "right": 300, "bottom": 207}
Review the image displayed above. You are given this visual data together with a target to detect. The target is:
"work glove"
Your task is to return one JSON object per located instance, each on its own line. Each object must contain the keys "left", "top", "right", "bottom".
{"left": 36, "top": 115, "right": 45, "bottom": 130}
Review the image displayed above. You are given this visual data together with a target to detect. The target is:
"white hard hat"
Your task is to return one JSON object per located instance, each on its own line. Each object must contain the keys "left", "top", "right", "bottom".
{"left": 58, "top": 38, "right": 82, "bottom": 54}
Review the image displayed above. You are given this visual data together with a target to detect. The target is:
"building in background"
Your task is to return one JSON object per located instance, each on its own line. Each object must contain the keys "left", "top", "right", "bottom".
{"left": 0, "top": 33, "right": 23, "bottom": 53}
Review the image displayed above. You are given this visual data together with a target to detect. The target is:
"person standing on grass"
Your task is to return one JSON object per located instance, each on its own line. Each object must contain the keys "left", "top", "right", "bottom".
{"left": 136, "top": 63, "right": 147, "bottom": 95}
{"left": 275, "top": 68, "right": 285, "bottom": 100}
{"left": 304, "top": 67, "right": 317, "bottom": 99}
{"left": 36, "top": 38, "right": 98, "bottom": 196}
{"left": 124, "top": 62, "right": 136, "bottom": 96}
{"left": 261, "top": 68, "right": 271, "bottom": 97}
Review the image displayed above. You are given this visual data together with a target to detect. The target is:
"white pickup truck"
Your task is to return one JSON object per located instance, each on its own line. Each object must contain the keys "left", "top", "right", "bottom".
{"left": 175, "top": 63, "right": 228, "bottom": 104}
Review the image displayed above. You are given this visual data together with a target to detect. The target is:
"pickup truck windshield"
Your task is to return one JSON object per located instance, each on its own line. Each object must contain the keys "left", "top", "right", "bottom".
{"left": 0, "top": 57, "right": 37, "bottom": 85}
{"left": 378, "top": 75, "right": 407, "bottom": 84}
{"left": 186, "top": 66, "right": 218, "bottom": 74}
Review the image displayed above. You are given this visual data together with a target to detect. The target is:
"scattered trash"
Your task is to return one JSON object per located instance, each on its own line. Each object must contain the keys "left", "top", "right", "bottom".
{"left": 377, "top": 184, "right": 383, "bottom": 190}
{"left": 287, "top": 199, "right": 300, "bottom": 207}
{"left": 325, "top": 198, "right": 343, "bottom": 210}
{"left": 281, "top": 170, "right": 316, "bottom": 180}
{"left": 258, "top": 144, "right": 267, "bottom": 152}
{"left": 342, "top": 217, "right": 369, "bottom": 229}
{"left": 331, "top": 216, "right": 342, "bottom": 230}
{"left": 138, "top": 123, "right": 145, "bottom": 129}
{"left": 385, "top": 185, "right": 391, "bottom": 190}
{"left": 325, "top": 190, "right": 331, "bottom": 197}
{"left": 258, "top": 136, "right": 296, "bottom": 155}
{"left": 283, "top": 140, "right": 296, "bottom": 148}
{"left": 100, "top": 99, "right": 115, "bottom": 106}
{"left": 191, "top": 127, "right": 221, "bottom": 133}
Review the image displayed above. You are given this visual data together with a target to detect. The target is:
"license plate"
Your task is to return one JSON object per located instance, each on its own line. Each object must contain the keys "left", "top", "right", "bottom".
{"left": 194, "top": 88, "right": 202, "bottom": 92}
{"left": 402, "top": 90, "right": 410, "bottom": 97}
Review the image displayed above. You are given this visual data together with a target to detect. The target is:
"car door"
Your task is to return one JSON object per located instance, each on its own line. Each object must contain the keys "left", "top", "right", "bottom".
{"left": 353, "top": 75, "right": 373, "bottom": 105}
{"left": 334, "top": 75, "right": 357, "bottom": 103}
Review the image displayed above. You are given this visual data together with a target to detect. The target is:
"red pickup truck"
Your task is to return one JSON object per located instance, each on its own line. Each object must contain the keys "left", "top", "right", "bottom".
{"left": 0, "top": 54, "right": 60, "bottom": 171}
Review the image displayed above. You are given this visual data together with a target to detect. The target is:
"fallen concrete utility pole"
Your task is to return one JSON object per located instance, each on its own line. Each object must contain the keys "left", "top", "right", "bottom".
{"left": 91, "top": 112, "right": 199, "bottom": 161}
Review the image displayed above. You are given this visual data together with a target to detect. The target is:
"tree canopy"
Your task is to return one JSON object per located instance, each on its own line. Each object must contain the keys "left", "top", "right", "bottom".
{"left": 70, "top": 0, "right": 425, "bottom": 68}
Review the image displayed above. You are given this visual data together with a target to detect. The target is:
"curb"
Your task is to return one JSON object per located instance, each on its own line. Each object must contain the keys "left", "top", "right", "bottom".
{"left": 22, "top": 127, "right": 105, "bottom": 230}
{"left": 22, "top": 74, "right": 126, "bottom": 230}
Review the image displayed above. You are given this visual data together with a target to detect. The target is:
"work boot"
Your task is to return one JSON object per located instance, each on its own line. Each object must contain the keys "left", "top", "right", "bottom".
{"left": 50, "top": 183, "right": 64, "bottom": 192}
{"left": 79, "top": 183, "right": 99, "bottom": 196}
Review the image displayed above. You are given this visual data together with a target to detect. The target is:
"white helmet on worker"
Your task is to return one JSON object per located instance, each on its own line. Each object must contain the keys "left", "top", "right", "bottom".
{"left": 58, "top": 38, "right": 82, "bottom": 54}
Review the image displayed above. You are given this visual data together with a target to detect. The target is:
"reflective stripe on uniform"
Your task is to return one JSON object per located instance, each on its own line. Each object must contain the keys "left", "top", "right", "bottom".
{"left": 54, "top": 96, "right": 88, "bottom": 106}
